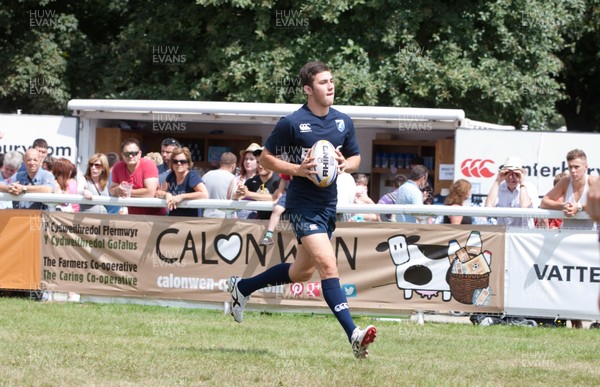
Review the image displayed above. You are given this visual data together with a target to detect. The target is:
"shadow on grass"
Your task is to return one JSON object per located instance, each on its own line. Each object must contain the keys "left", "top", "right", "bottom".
{"left": 172, "top": 346, "right": 270, "bottom": 356}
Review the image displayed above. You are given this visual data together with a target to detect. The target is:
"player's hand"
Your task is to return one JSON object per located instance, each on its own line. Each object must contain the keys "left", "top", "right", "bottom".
{"left": 334, "top": 149, "right": 346, "bottom": 173}
{"left": 297, "top": 155, "right": 317, "bottom": 178}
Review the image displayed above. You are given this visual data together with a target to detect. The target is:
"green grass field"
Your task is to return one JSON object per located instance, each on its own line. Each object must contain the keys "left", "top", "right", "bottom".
{"left": 0, "top": 297, "right": 598, "bottom": 386}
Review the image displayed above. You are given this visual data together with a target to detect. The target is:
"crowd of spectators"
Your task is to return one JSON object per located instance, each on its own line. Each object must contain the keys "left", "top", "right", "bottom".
{"left": 0, "top": 138, "right": 597, "bottom": 238}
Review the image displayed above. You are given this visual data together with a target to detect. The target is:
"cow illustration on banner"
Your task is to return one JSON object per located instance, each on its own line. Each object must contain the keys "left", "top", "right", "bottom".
{"left": 375, "top": 230, "right": 495, "bottom": 306}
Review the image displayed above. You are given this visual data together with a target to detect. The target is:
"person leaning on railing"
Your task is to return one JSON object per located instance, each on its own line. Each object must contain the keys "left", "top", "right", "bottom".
{"left": 108, "top": 138, "right": 166, "bottom": 216}
{"left": 0, "top": 148, "right": 55, "bottom": 209}
{"left": 0, "top": 151, "right": 23, "bottom": 209}
{"left": 77, "top": 153, "right": 110, "bottom": 214}
{"left": 484, "top": 156, "right": 539, "bottom": 228}
{"left": 156, "top": 147, "right": 208, "bottom": 217}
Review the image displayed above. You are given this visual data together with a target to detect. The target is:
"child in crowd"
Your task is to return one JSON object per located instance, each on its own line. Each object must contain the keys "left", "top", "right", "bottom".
{"left": 259, "top": 174, "right": 291, "bottom": 246}
{"left": 351, "top": 173, "right": 379, "bottom": 222}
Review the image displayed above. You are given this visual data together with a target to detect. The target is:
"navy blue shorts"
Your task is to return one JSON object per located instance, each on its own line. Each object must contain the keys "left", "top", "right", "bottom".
{"left": 287, "top": 207, "right": 336, "bottom": 243}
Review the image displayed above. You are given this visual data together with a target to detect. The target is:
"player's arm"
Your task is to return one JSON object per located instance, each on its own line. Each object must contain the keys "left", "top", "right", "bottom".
{"left": 340, "top": 154, "right": 360, "bottom": 174}
{"left": 259, "top": 148, "right": 316, "bottom": 179}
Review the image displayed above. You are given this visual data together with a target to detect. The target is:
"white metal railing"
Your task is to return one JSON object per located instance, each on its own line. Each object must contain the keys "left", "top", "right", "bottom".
{"left": 0, "top": 192, "right": 593, "bottom": 220}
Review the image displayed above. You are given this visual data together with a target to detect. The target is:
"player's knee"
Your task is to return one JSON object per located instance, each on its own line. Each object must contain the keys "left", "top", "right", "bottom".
{"left": 290, "top": 267, "right": 314, "bottom": 282}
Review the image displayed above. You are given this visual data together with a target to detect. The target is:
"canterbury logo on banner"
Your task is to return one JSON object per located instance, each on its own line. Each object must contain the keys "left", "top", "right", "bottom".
{"left": 460, "top": 158, "right": 495, "bottom": 178}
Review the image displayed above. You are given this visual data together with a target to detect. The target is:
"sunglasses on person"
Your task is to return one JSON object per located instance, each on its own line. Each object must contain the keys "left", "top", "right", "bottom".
{"left": 89, "top": 162, "right": 103, "bottom": 168}
{"left": 122, "top": 150, "right": 140, "bottom": 157}
{"left": 172, "top": 159, "right": 189, "bottom": 165}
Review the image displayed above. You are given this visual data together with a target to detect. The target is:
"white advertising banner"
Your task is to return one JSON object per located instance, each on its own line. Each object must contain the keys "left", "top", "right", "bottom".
{"left": 504, "top": 229, "right": 600, "bottom": 320}
{"left": 0, "top": 114, "right": 78, "bottom": 163}
{"left": 454, "top": 129, "right": 600, "bottom": 196}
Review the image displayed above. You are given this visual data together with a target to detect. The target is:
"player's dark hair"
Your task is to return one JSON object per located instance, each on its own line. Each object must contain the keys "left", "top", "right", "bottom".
{"left": 298, "top": 61, "right": 330, "bottom": 88}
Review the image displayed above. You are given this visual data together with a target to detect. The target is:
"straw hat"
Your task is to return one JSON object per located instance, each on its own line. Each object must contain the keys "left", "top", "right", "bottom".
{"left": 239, "top": 143, "right": 262, "bottom": 159}
{"left": 501, "top": 156, "right": 524, "bottom": 171}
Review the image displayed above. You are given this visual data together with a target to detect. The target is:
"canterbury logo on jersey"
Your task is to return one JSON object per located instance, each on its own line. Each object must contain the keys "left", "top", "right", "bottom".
{"left": 334, "top": 302, "right": 349, "bottom": 312}
{"left": 299, "top": 123, "right": 312, "bottom": 132}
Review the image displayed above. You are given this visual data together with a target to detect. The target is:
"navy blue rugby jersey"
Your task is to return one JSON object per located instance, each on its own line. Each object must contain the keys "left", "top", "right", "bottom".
{"left": 264, "top": 104, "right": 360, "bottom": 209}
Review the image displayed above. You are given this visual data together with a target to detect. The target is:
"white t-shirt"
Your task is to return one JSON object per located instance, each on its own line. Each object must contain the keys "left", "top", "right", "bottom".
{"left": 201, "top": 169, "right": 235, "bottom": 218}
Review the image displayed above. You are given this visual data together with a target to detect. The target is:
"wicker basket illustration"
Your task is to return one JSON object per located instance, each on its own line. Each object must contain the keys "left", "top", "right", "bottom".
{"left": 447, "top": 272, "right": 490, "bottom": 304}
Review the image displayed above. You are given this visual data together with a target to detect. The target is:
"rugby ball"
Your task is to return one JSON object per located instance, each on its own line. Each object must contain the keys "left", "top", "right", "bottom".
{"left": 306, "top": 140, "right": 338, "bottom": 187}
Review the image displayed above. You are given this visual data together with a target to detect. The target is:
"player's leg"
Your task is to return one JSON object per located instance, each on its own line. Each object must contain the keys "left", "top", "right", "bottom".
{"left": 229, "top": 258, "right": 292, "bottom": 323}
{"left": 229, "top": 206, "right": 301, "bottom": 322}
{"left": 298, "top": 206, "right": 376, "bottom": 358}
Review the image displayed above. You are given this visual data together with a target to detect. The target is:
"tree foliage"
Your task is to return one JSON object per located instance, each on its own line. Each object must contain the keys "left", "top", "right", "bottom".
{"left": 0, "top": 0, "right": 598, "bottom": 131}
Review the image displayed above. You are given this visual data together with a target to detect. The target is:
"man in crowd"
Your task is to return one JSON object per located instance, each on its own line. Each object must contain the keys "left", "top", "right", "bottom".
{"left": 394, "top": 165, "right": 428, "bottom": 223}
{"left": 0, "top": 148, "right": 55, "bottom": 209}
{"left": 202, "top": 152, "right": 237, "bottom": 218}
{"left": 109, "top": 138, "right": 166, "bottom": 216}
{"left": 157, "top": 138, "right": 181, "bottom": 174}
{"left": 18, "top": 138, "right": 48, "bottom": 172}
{"left": 157, "top": 138, "right": 181, "bottom": 186}
{"left": 541, "top": 149, "right": 597, "bottom": 230}
{"left": 484, "top": 156, "right": 539, "bottom": 228}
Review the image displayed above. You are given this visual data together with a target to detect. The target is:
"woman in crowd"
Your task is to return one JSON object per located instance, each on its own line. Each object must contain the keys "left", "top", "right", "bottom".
{"left": 52, "top": 157, "right": 80, "bottom": 212}
{"left": 443, "top": 179, "right": 472, "bottom": 224}
{"left": 77, "top": 153, "right": 110, "bottom": 214}
{"left": 231, "top": 143, "right": 261, "bottom": 218}
{"left": 158, "top": 147, "right": 208, "bottom": 217}
{"left": 237, "top": 143, "right": 260, "bottom": 182}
